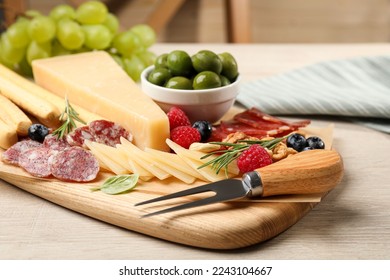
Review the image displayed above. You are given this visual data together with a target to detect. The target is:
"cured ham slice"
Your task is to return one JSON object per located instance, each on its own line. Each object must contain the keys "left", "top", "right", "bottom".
{"left": 209, "top": 108, "right": 310, "bottom": 142}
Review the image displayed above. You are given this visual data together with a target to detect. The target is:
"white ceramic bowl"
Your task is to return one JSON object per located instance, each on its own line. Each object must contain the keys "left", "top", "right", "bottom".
{"left": 140, "top": 65, "right": 241, "bottom": 123}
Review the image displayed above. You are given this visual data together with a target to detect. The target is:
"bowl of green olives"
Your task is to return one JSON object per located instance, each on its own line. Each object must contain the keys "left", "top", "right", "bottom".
{"left": 140, "top": 49, "right": 240, "bottom": 123}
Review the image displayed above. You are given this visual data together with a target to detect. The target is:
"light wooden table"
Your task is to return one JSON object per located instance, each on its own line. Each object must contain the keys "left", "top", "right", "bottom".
{"left": 0, "top": 43, "right": 389, "bottom": 260}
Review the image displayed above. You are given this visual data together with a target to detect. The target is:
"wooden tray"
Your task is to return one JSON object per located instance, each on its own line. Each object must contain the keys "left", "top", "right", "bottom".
{"left": 0, "top": 154, "right": 336, "bottom": 249}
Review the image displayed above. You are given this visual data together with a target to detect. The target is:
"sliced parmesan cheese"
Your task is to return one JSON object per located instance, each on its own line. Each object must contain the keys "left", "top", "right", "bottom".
{"left": 119, "top": 138, "right": 171, "bottom": 181}
{"left": 84, "top": 140, "right": 128, "bottom": 175}
{"left": 144, "top": 147, "right": 207, "bottom": 182}
{"left": 32, "top": 51, "right": 170, "bottom": 151}
{"left": 166, "top": 139, "right": 239, "bottom": 176}
{"left": 166, "top": 139, "right": 238, "bottom": 182}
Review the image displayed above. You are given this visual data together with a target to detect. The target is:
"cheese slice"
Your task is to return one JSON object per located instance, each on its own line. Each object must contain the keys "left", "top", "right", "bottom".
{"left": 32, "top": 51, "right": 169, "bottom": 151}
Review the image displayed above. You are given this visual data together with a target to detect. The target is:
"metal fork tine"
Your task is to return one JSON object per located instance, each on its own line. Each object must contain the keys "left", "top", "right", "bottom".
{"left": 136, "top": 179, "right": 250, "bottom": 218}
{"left": 134, "top": 180, "right": 225, "bottom": 207}
{"left": 140, "top": 195, "right": 222, "bottom": 218}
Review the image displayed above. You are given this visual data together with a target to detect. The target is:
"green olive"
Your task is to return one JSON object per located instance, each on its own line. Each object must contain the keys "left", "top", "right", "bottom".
{"left": 193, "top": 71, "right": 221, "bottom": 90}
{"left": 218, "top": 52, "right": 238, "bottom": 81}
{"left": 220, "top": 75, "right": 231, "bottom": 86}
{"left": 147, "top": 68, "right": 172, "bottom": 86}
{"left": 154, "top": 53, "right": 168, "bottom": 69}
{"left": 191, "top": 50, "right": 222, "bottom": 74}
{"left": 165, "top": 76, "right": 192, "bottom": 89}
{"left": 166, "top": 50, "right": 193, "bottom": 76}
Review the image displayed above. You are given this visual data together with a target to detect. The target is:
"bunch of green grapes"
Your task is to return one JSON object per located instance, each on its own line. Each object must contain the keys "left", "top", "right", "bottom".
{"left": 0, "top": 0, "right": 156, "bottom": 81}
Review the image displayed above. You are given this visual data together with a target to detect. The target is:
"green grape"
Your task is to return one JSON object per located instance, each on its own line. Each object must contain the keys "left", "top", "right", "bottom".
{"left": 49, "top": 4, "right": 76, "bottom": 21}
{"left": 0, "top": 39, "right": 14, "bottom": 68}
{"left": 51, "top": 39, "right": 72, "bottom": 56}
{"left": 81, "top": 24, "right": 111, "bottom": 50}
{"left": 15, "top": 16, "right": 30, "bottom": 24}
{"left": 136, "top": 50, "right": 156, "bottom": 66}
{"left": 0, "top": 34, "right": 25, "bottom": 64}
{"left": 28, "top": 16, "right": 56, "bottom": 43}
{"left": 130, "top": 24, "right": 156, "bottom": 48}
{"left": 110, "top": 54, "right": 124, "bottom": 68}
{"left": 57, "top": 19, "right": 85, "bottom": 50}
{"left": 75, "top": 1, "right": 108, "bottom": 24}
{"left": 103, "top": 13, "right": 119, "bottom": 35}
{"left": 0, "top": 56, "right": 14, "bottom": 69}
{"left": 24, "top": 10, "right": 42, "bottom": 18}
{"left": 72, "top": 46, "right": 92, "bottom": 54}
{"left": 16, "top": 55, "right": 33, "bottom": 77}
{"left": 26, "top": 41, "right": 51, "bottom": 65}
{"left": 123, "top": 55, "right": 145, "bottom": 81}
{"left": 112, "top": 30, "right": 142, "bottom": 56}
{"left": 6, "top": 20, "right": 30, "bottom": 48}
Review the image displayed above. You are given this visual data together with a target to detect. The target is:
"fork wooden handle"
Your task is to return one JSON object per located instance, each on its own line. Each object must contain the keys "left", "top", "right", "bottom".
{"left": 256, "top": 149, "right": 344, "bottom": 197}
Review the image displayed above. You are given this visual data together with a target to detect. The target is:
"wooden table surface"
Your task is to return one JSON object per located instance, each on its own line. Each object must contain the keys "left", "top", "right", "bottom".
{"left": 1, "top": 43, "right": 389, "bottom": 260}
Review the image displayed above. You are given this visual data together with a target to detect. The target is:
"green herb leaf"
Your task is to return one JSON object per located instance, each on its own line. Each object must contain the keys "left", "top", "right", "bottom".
{"left": 91, "top": 174, "right": 139, "bottom": 195}
{"left": 52, "top": 96, "right": 86, "bottom": 139}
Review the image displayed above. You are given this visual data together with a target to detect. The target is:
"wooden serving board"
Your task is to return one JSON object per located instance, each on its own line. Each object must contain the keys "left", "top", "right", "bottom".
{"left": 0, "top": 154, "right": 335, "bottom": 250}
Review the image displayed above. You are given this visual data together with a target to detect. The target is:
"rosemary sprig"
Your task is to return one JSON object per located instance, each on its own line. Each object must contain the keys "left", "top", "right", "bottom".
{"left": 198, "top": 136, "right": 287, "bottom": 175}
{"left": 52, "top": 96, "right": 86, "bottom": 139}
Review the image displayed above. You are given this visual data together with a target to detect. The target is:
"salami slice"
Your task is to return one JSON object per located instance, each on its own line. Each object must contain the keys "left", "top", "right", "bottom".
{"left": 18, "top": 147, "right": 52, "bottom": 177}
{"left": 43, "top": 134, "right": 71, "bottom": 151}
{"left": 89, "top": 120, "right": 132, "bottom": 146}
{"left": 50, "top": 146, "right": 99, "bottom": 182}
{"left": 65, "top": 120, "right": 133, "bottom": 148}
{"left": 66, "top": 126, "right": 95, "bottom": 147}
{"left": 1, "top": 140, "right": 42, "bottom": 165}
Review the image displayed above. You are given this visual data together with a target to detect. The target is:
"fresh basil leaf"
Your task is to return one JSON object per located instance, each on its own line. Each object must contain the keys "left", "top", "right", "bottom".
{"left": 91, "top": 174, "right": 139, "bottom": 195}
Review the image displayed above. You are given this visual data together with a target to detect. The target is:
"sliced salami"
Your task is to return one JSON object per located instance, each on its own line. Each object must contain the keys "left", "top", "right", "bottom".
{"left": 66, "top": 120, "right": 133, "bottom": 148}
{"left": 1, "top": 140, "right": 42, "bottom": 165}
{"left": 50, "top": 146, "right": 99, "bottom": 182}
{"left": 66, "top": 126, "right": 95, "bottom": 148}
{"left": 43, "top": 134, "right": 71, "bottom": 151}
{"left": 18, "top": 147, "right": 52, "bottom": 178}
{"left": 89, "top": 120, "right": 133, "bottom": 146}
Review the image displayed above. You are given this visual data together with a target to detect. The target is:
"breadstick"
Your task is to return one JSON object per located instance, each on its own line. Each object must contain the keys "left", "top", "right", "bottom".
{"left": 0, "top": 75, "right": 60, "bottom": 128}
{"left": 0, "top": 64, "right": 104, "bottom": 125}
{"left": 0, "top": 94, "right": 32, "bottom": 136}
{"left": 0, "top": 118, "right": 18, "bottom": 150}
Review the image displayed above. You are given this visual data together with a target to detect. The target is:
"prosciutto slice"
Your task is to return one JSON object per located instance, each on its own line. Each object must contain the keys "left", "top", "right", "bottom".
{"left": 209, "top": 108, "right": 310, "bottom": 142}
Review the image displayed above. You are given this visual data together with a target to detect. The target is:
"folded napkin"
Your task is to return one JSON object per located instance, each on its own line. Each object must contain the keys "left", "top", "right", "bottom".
{"left": 237, "top": 55, "right": 390, "bottom": 133}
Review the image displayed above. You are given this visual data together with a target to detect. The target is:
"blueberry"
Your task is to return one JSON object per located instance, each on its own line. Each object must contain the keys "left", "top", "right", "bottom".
{"left": 192, "top": 120, "right": 212, "bottom": 142}
{"left": 306, "top": 136, "right": 325, "bottom": 149}
{"left": 286, "top": 133, "right": 307, "bottom": 152}
{"left": 303, "top": 146, "right": 314, "bottom": 151}
{"left": 28, "top": 124, "right": 49, "bottom": 143}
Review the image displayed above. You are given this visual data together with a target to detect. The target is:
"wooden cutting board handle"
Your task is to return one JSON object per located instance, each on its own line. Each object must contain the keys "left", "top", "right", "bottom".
{"left": 256, "top": 149, "right": 344, "bottom": 197}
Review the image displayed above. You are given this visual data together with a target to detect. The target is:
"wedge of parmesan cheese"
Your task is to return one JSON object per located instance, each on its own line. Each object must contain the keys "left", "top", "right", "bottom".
{"left": 32, "top": 51, "right": 170, "bottom": 151}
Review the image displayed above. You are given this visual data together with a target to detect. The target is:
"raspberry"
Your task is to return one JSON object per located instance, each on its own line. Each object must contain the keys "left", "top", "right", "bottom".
{"left": 237, "top": 144, "right": 272, "bottom": 173}
{"left": 170, "top": 126, "right": 201, "bottom": 149}
{"left": 167, "top": 107, "right": 191, "bottom": 130}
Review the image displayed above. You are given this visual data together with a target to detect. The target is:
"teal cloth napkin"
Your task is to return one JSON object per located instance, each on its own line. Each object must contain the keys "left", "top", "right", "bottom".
{"left": 237, "top": 55, "right": 390, "bottom": 133}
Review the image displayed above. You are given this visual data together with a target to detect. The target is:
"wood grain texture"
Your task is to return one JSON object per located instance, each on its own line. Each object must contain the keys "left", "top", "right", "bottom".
{"left": 0, "top": 153, "right": 337, "bottom": 249}
{"left": 258, "top": 150, "right": 343, "bottom": 197}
